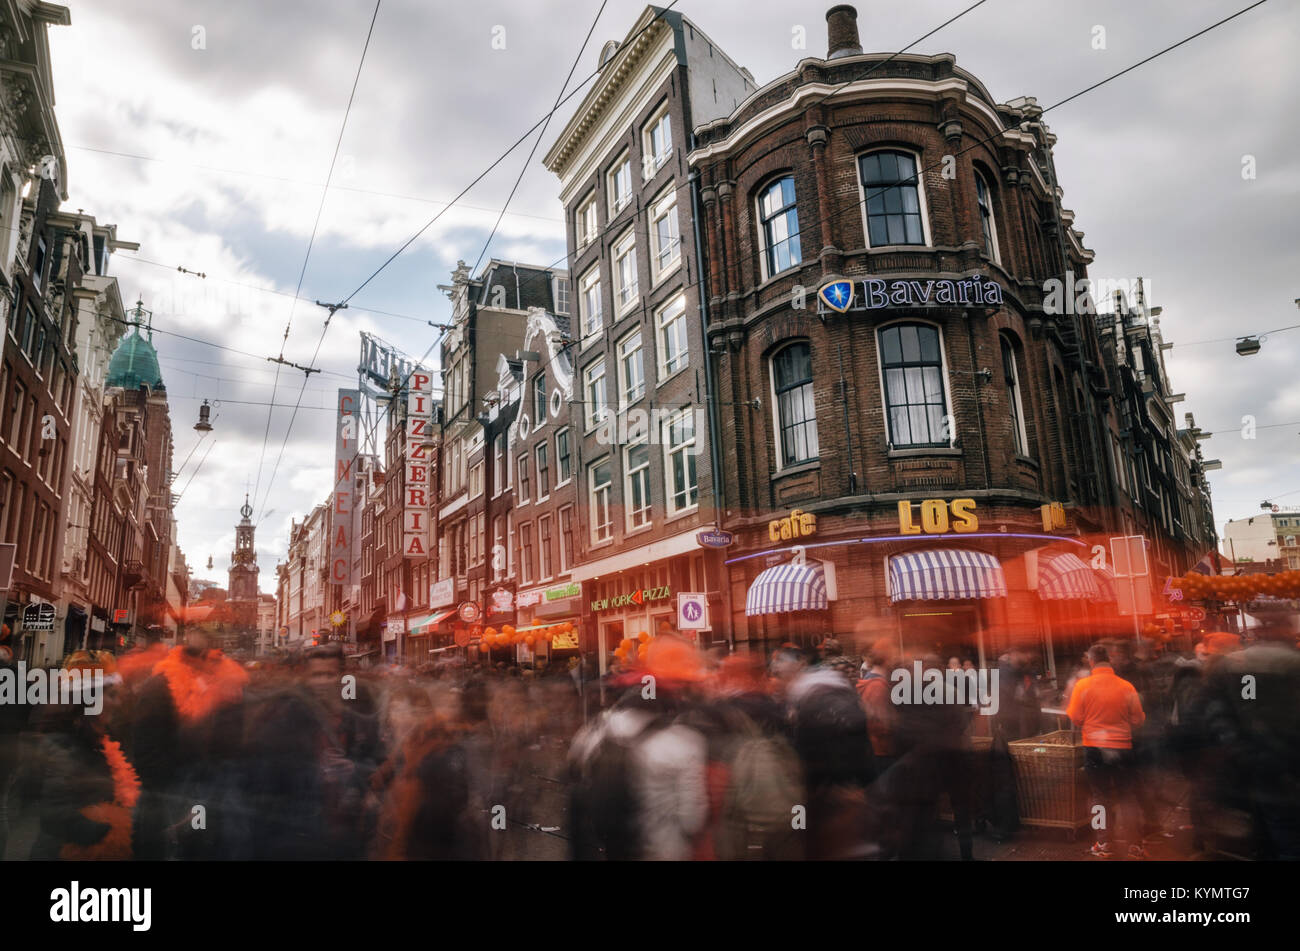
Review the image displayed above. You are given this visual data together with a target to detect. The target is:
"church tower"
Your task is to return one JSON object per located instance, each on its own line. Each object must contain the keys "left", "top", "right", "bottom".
{"left": 228, "top": 495, "right": 259, "bottom": 630}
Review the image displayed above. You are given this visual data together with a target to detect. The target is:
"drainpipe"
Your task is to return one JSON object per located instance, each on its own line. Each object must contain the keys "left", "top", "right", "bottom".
{"left": 689, "top": 163, "right": 730, "bottom": 646}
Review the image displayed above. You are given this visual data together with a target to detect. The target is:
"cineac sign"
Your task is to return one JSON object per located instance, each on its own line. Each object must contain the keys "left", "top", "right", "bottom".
{"left": 817, "top": 275, "right": 1004, "bottom": 315}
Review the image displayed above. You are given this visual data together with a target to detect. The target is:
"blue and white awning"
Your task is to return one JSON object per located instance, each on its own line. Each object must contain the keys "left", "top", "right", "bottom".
{"left": 746, "top": 561, "right": 829, "bottom": 616}
{"left": 1038, "top": 552, "right": 1102, "bottom": 601}
{"left": 888, "top": 549, "right": 1006, "bottom": 602}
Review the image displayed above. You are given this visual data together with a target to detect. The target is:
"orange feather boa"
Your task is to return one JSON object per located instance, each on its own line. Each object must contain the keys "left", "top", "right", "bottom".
{"left": 60, "top": 737, "right": 141, "bottom": 862}
{"left": 151, "top": 647, "right": 249, "bottom": 722}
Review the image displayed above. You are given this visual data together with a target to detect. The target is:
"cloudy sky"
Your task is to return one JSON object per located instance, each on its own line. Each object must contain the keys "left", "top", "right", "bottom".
{"left": 46, "top": 0, "right": 1298, "bottom": 591}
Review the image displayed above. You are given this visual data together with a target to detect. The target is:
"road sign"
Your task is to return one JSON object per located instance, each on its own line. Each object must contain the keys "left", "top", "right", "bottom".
{"left": 1110, "top": 536, "right": 1149, "bottom": 577}
{"left": 22, "top": 603, "right": 55, "bottom": 633}
{"left": 677, "top": 593, "right": 708, "bottom": 630}
{"left": 0, "top": 543, "right": 15, "bottom": 589}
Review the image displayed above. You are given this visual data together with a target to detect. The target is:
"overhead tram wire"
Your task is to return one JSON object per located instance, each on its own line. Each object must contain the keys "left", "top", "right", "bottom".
{"left": 253, "top": 0, "right": 384, "bottom": 523}
{"left": 334, "top": 0, "right": 685, "bottom": 310}
{"left": 350, "top": 0, "right": 633, "bottom": 461}
{"left": 470, "top": 0, "right": 611, "bottom": 275}
{"left": 101, "top": 311, "right": 355, "bottom": 381}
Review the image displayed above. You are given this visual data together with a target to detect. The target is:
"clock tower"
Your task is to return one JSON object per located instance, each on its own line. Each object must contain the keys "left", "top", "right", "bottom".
{"left": 228, "top": 495, "right": 259, "bottom": 631}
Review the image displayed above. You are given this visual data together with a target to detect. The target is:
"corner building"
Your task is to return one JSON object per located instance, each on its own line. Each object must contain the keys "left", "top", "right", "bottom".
{"left": 690, "top": 6, "right": 1134, "bottom": 675}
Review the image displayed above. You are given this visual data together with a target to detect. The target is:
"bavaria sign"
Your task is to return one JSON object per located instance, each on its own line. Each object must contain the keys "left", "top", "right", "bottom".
{"left": 817, "top": 275, "right": 1004, "bottom": 315}
{"left": 696, "top": 529, "right": 734, "bottom": 548}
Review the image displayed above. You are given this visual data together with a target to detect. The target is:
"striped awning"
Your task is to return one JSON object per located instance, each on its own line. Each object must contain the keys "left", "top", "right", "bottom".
{"left": 746, "top": 561, "right": 829, "bottom": 616}
{"left": 409, "top": 608, "right": 456, "bottom": 634}
{"left": 888, "top": 549, "right": 1007, "bottom": 602}
{"left": 1093, "top": 563, "right": 1117, "bottom": 602}
{"left": 1038, "top": 552, "right": 1102, "bottom": 600}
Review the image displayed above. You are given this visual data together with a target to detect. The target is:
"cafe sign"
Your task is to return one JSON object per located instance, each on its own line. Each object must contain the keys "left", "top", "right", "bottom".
{"left": 898, "top": 498, "right": 979, "bottom": 535}
{"left": 818, "top": 275, "right": 1004, "bottom": 315}
{"left": 590, "top": 585, "right": 671, "bottom": 613}
{"left": 769, "top": 508, "right": 816, "bottom": 543}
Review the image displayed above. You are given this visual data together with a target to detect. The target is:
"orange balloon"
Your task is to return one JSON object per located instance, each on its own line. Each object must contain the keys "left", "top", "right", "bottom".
{"left": 619, "top": 638, "right": 633, "bottom": 651}
{"left": 479, "top": 643, "right": 489, "bottom": 653}
{"left": 485, "top": 627, "right": 497, "bottom": 639}
{"left": 525, "top": 634, "right": 536, "bottom": 647}
{"left": 637, "top": 632, "right": 650, "bottom": 643}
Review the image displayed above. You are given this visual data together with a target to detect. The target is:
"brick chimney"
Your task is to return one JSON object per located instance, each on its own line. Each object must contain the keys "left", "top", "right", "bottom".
{"left": 827, "top": 5, "right": 862, "bottom": 59}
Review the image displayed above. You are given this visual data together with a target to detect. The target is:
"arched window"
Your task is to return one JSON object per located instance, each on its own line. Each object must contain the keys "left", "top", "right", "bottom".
{"left": 1000, "top": 334, "right": 1028, "bottom": 455}
{"left": 975, "top": 170, "right": 1000, "bottom": 264}
{"left": 879, "top": 323, "right": 949, "bottom": 448}
{"left": 757, "top": 176, "right": 801, "bottom": 278}
{"left": 771, "top": 341, "right": 818, "bottom": 466}
{"left": 859, "top": 150, "right": 927, "bottom": 247}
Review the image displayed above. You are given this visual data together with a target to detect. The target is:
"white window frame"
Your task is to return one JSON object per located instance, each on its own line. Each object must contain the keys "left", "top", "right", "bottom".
{"left": 642, "top": 102, "right": 673, "bottom": 179}
{"left": 579, "top": 264, "right": 603, "bottom": 339}
{"left": 576, "top": 192, "right": 598, "bottom": 250}
{"left": 583, "top": 357, "right": 608, "bottom": 432}
{"left": 538, "top": 514, "right": 554, "bottom": 582}
{"left": 662, "top": 407, "right": 699, "bottom": 516}
{"left": 656, "top": 293, "right": 688, "bottom": 381}
{"left": 857, "top": 148, "right": 933, "bottom": 249}
{"left": 558, "top": 505, "right": 574, "bottom": 574}
{"left": 612, "top": 226, "right": 639, "bottom": 314}
{"left": 625, "top": 439, "right": 653, "bottom": 531}
{"left": 468, "top": 460, "right": 484, "bottom": 500}
{"left": 519, "top": 521, "right": 534, "bottom": 587}
{"left": 517, "top": 452, "right": 530, "bottom": 506}
{"left": 874, "top": 319, "right": 956, "bottom": 450}
{"left": 756, "top": 174, "right": 802, "bottom": 281}
{"left": 617, "top": 328, "right": 645, "bottom": 408}
{"left": 534, "top": 441, "right": 550, "bottom": 503}
{"left": 555, "top": 427, "right": 573, "bottom": 486}
{"left": 1000, "top": 334, "right": 1028, "bottom": 456}
{"left": 607, "top": 150, "right": 632, "bottom": 218}
{"left": 769, "top": 340, "right": 819, "bottom": 471}
{"left": 975, "top": 169, "right": 1001, "bottom": 265}
{"left": 589, "top": 457, "right": 613, "bottom": 544}
{"left": 649, "top": 185, "right": 681, "bottom": 284}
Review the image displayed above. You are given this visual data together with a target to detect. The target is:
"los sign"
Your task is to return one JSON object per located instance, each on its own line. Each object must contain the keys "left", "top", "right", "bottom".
{"left": 898, "top": 499, "right": 978, "bottom": 535}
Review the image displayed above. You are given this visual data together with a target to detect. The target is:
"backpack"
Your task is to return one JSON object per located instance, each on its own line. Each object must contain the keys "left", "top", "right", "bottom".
{"left": 719, "top": 732, "right": 804, "bottom": 860}
{"left": 577, "top": 714, "right": 661, "bottom": 860}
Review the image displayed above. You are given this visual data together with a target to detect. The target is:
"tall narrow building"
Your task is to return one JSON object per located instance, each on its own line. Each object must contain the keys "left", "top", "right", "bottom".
{"left": 228, "top": 494, "right": 259, "bottom": 636}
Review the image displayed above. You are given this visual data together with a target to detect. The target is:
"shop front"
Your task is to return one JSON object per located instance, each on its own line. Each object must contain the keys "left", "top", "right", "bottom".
{"left": 584, "top": 567, "right": 678, "bottom": 675}
{"left": 514, "top": 580, "right": 582, "bottom": 666}
{"left": 406, "top": 606, "right": 457, "bottom": 662}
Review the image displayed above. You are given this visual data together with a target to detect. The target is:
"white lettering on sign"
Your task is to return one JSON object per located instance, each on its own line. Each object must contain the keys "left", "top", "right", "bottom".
{"left": 403, "top": 371, "right": 434, "bottom": 558}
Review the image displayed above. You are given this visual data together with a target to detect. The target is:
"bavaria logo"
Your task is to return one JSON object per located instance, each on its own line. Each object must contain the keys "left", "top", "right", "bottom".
{"left": 818, "top": 280, "right": 854, "bottom": 313}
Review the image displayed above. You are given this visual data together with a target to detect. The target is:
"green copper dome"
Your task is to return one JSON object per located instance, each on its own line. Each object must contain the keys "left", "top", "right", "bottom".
{"left": 106, "top": 328, "right": 165, "bottom": 391}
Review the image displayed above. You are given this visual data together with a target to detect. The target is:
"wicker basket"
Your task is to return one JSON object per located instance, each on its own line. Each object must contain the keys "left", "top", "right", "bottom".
{"left": 1007, "top": 729, "right": 1088, "bottom": 834}
{"left": 937, "top": 735, "right": 994, "bottom": 822}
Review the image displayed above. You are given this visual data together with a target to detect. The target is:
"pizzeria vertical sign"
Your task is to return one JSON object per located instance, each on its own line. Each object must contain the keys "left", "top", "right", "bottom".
{"left": 333, "top": 389, "right": 359, "bottom": 589}
{"left": 404, "top": 369, "right": 434, "bottom": 558}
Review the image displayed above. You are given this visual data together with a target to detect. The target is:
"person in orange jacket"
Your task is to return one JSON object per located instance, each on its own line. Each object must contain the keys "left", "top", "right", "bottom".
{"left": 1066, "top": 643, "right": 1146, "bottom": 859}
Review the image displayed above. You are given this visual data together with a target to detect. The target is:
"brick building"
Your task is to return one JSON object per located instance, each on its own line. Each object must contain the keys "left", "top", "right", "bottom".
{"left": 687, "top": 5, "right": 1182, "bottom": 676}
{"left": 543, "top": 5, "right": 755, "bottom": 673}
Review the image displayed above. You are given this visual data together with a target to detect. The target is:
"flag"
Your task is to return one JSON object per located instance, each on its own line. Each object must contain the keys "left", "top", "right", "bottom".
{"left": 1191, "top": 550, "right": 1223, "bottom": 575}
{"left": 395, "top": 590, "right": 408, "bottom": 612}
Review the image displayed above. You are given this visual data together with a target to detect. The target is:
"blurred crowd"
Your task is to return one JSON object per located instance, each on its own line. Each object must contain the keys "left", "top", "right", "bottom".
{"left": 0, "top": 621, "right": 1296, "bottom": 861}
